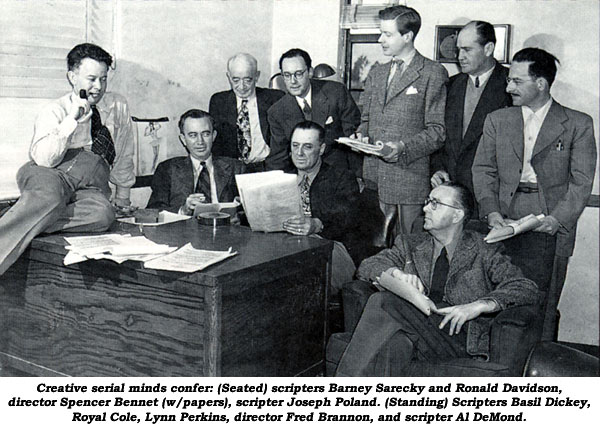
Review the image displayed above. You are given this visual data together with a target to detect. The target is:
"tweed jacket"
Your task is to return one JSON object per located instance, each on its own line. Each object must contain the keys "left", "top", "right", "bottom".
{"left": 431, "top": 62, "right": 511, "bottom": 195}
{"left": 472, "top": 100, "right": 597, "bottom": 256}
{"left": 359, "top": 51, "right": 449, "bottom": 204}
{"left": 267, "top": 79, "right": 361, "bottom": 172}
{"left": 209, "top": 87, "right": 284, "bottom": 160}
{"left": 147, "top": 156, "right": 245, "bottom": 213}
{"left": 357, "top": 229, "right": 541, "bottom": 357}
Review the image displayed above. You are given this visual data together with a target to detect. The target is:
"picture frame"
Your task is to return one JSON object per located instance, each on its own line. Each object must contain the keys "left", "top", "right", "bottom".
{"left": 434, "top": 24, "right": 512, "bottom": 64}
{"left": 345, "top": 33, "right": 389, "bottom": 93}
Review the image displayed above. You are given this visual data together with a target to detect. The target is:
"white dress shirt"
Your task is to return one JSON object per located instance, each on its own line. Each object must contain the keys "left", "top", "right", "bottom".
{"left": 30, "top": 91, "right": 135, "bottom": 200}
{"left": 236, "top": 94, "right": 270, "bottom": 163}
{"left": 295, "top": 85, "right": 313, "bottom": 110}
{"left": 190, "top": 155, "right": 218, "bottom": 203}
{"left": 520, "top": 98, "right": 553, "bottom": 183}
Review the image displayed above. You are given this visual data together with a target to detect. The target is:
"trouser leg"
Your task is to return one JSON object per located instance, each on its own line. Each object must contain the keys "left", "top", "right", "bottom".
{"left": 0, "top": 163, "right": 72, "bottom": 275}
{"left": 330, "top": 241, "right": 356, "bottom": 296}
{"left": 45, "top": 188, "right": 115, "bottom": 233}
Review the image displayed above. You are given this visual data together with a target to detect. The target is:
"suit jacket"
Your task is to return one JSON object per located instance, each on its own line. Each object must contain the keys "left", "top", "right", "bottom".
{"left": 357, "top": 229, "right": 541, "bottom": 357}
{"left": 209, "top": 87, "right": 284, "bottom": 160}
{"left": 472, "top": 100, "right": 597, "bottom": 256}
{"left": 306, "top": 162, "right": 361, "bottom": 260}
{"left": 359, "top": 51, "right": 449, "bottom": 204}
{"left": 267, "top": 79, "right": 361, "bottom": 172}
{"left": 147, "top": 156, "right": 245, "bottom": 213}
{"left": 431, "top": 62, "right": 511, "bottom": 195}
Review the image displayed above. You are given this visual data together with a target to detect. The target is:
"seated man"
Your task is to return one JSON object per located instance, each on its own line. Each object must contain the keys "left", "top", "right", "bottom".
{"left": 335, "top": 182, "right": 541, "bottom": 376}
{"left": 0, "top": 43, "right": 134, "bottom": 276}
{"left": 147, "top": 109, "right": 244, "bottom": 214}
{"left": 282, "top": 121, "right": 360, "bottom": 293}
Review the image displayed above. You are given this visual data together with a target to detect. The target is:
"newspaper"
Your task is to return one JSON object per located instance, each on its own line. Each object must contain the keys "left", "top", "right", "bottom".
{"left": 484, "top": 213, "right": 545, "bottom": 243}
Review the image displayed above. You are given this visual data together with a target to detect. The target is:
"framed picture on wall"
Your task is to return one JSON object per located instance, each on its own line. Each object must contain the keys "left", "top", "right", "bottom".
{"left": 434, "top": 24, "right": 512, "bottom": 64}
{"left": 132, "top": 116, "right": 170, "bottom": 186}
{"left": 344, "top": 33, "right": 389, "bottom": 93}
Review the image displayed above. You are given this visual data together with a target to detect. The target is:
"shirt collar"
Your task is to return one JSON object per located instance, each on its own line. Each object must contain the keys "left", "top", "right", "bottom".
{"left": 190, "top": 155, "right": 213, "bottom": 171}
{"left": 295, "top": 84, "right": 312, "bottom": 108}
{"left": 522, "top": 97, "right": 553, "bottom": 122}
{"left": 235, "top": 91, "right": 257, "bottom": 108}
{"left": 297, "top": 158, "right": 322, "bottom": 185}
{"left": 468, "top": 62, "right": 496, "bottom": 87}
{"left": 432, "top": 229, "right": 462, "bottom": 261}
{"left": 394, "top": 48, "right": 416, "bottom": 68}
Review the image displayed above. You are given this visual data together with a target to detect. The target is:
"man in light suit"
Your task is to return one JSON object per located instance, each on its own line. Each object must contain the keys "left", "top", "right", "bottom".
{"left": 356, "top": 5, "right": 449, "bottom": 234}
{"left": 267, "top": 48, "right": 361, "bottom": 174}
{"left": 147, "top": 110, "right": 244, "bottom": 214}
{"left": 209, "top": 53, "right": 284, "bottom": 173}
{"left": 472, "top": 48, "right": 597, "bottom": 338}
{"left": 431, "top": 21, "right": 511, "bottom": 210}
{"left": 335, "top": 183, "right": 540, "bottom": 376}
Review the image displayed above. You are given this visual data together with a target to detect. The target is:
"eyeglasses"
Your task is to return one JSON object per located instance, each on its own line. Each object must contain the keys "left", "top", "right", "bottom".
{"left": 506, "top": 77, "right": 535, "bottom": 86}
{"left": 282, "top": 69, "right": 308, "bottom": 80}
{"left": 424, "top": 197, "right": 462, "bottom": 211}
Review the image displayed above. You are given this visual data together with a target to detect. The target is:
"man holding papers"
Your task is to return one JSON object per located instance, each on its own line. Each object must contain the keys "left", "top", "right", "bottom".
{"left": 147, "top": 109, "right": 245, "bottom": 214}
{"left": 283, "top": 121, "right": 360, "bottom": 293}
{"left": 335, "top": 183, "right": 540, "bottom": 376}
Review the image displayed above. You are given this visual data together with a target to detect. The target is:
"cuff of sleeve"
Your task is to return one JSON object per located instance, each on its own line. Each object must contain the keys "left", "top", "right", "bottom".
{"left": 115, "top": 186, "right": 131, "bottom": 200}
{"left": 478, "top": 197, "right": 500, "bottom": 220}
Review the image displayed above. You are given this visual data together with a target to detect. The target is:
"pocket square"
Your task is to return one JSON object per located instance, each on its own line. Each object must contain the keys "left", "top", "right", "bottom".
{"left": 406, "top": 86, "right": 418, "bottom": 95}
{"left": 325, "top": 116, "right": 334, "bottom": 125}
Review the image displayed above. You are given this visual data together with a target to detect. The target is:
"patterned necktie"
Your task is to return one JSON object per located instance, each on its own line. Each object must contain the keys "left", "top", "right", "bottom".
{"left": 195, "top": 161, "right": 212, "bottom": 203}
{"left": 430, "top": 247, "right": 449, "bottom": 303}
{"left": 299, "top": 175, "right": 311, "bottom": 216}
{"left": 236, "top": 99, "right": 251, "bottom": 161}
{"left": 91, "top": 105, "right": 116, "bottom": 166}
{"left": 302, "top": 99, "right": 312, "bottom": 121}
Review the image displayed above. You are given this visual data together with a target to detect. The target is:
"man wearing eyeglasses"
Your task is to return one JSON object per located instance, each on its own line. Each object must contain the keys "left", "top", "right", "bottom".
{"left": 209, "top": 53, "right": 284, "bottom": 173}
{"left": 334, "top": 182, "right": 540, "bottom": 376}
{"left": 267, "top": 48, "right": 361, "bottom": 174}
{"left": 472, "top": 48, "right": 596, "bottom": 338}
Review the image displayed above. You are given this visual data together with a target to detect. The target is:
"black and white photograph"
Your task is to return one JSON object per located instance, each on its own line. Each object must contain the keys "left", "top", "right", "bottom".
{"left": 0, "top": 0, "right": 598, "bottom": 426}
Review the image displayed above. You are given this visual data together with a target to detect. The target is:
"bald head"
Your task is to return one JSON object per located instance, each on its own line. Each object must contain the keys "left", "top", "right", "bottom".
{"left": 226, "top": 53, "right": 260, "bottom": 99}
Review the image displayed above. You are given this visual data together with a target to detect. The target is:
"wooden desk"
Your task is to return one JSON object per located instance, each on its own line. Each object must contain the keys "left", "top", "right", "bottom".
{"left": 0, "top": 220, "right": 332, "bottom": 376}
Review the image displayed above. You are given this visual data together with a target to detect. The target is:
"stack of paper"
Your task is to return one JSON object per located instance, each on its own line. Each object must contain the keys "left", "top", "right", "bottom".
{"left": 144, "top": 243, "right": 237, "bottom": 273}
{"left": 117, "top": 210, "right": 190, "bottom": 226}
{"left": 64, "top": 234, "right": 177, "bottom": 265}
{"left": 484, "top": 213, "right": 545, "bottom": 243}
{"left": 235, "top": 170, "right": 302, "bottom": 232}
{"left": 336, "top": 137, "right": 393, "bottom": 157}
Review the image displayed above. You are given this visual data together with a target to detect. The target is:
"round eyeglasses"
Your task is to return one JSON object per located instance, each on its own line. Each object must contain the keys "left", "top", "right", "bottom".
{"left": 424, "top": 196, "right": 462, "bottom": 210}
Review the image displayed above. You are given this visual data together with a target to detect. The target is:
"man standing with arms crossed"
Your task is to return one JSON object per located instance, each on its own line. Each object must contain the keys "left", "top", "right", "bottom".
{"left": 357, "top": 5, "right": 448, "bottom": 234}
{"left": 0, "top": 43, "right": 134, "bottom": 276}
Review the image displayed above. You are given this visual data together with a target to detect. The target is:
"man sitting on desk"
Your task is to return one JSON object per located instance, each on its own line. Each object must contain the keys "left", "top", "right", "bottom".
{"left": 209, "top": 53, "right": 284, "bottom": 173}
{"left": 147, "top": 109, "right": 244, "bottom": 215}
{"left": 282, "top": 121, "right": 359, "bottom": 293}
{"left": 335, "top": 183, "right": 540, "bottom": 376}
{"left": 0, "top": 43, "right": 134, "bottom": 276}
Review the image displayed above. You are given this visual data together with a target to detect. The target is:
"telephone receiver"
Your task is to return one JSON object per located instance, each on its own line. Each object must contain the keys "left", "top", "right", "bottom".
{"left": 78, "top": 89, "right": 87, "bottom": 118}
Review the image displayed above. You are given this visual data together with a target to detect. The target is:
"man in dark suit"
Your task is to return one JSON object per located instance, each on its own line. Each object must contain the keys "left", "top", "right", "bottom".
{"left": 267, "top": 48, "right": 361, "bottom": 174}
{"left": 472, "top": 48, "right": 597, "bottom": 337}
{"left": 355, "top": 5, "right": 448, "bottom": 234}
{"left": 209, "top": 53, "right": 284, "bottom": 173}
{"left": 431, "top": 21, "right": 511, "bottom": 205}
{"left": 282, "top": 121, "right": 360, "bottom": 293}
{"left": 335, "top": 183, "right": 540, "bottom": 376}
{"left": 147, "top": 109, "right": 244, "bottom": 214}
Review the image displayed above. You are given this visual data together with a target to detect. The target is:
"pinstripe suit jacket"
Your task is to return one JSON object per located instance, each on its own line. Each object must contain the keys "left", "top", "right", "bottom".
{"left": 359, "top": 51, "right": 448, "bottom": 204}
{"left": 472, "top": 101, "right": 597, "bottom": 256}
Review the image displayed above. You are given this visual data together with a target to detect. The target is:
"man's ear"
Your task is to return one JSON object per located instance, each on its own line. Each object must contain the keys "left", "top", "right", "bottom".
{"left": 179, "top": 134, "right": 189, "bottom": 152}
{"left": 403, "top": 31, "right": 414, "bottom": 43}
{"left": 453, "top": 209, "right": 465, "bottom": 225}
{"left": 484, "top": 41, "right": 495, "bottom": 57}
{"left": 255, "top": 70, "right": 261, "bottom": 81}
{"left": 67, "top": 70, "right": 76, "bottom": 87}
{"left": 308, "top": 67, "right": 314, "bottom": 79}
{"left": 319, "top": 142, "right": 326, "bottom": 156}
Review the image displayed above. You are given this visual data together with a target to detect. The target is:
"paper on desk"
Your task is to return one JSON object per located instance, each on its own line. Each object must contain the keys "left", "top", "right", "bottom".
{"left": 235, "top": 170, "right": 302, "bottom": 232}
{"left": 144, "top": 243, "right": 237, "bottom": 273}
{"left": 117, "top": 210, "right": 190, "bottom": 226}
{"left": 193, "top": 199, "right": 241, "bottom": 216}
{"left": 64, "top": 234, "right": 130, "bottom": 257}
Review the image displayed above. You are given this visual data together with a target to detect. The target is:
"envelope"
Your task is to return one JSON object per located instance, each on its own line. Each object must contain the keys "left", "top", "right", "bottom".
{"left": 325, "top": 116, "right": 334, "bottom": 125}
{"left": 406, "top": 86, "right": 418, "bottom": 95}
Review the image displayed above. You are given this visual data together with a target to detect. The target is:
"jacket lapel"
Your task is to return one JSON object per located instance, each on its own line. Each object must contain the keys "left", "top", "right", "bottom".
{"left": 225, "top": 90, "right": 238, "bottom": 128}
{"left": 256, "top": 88, "right": 270, "bottom": 142}
{"left": 532, "top": 100, "right": 567, "bottom": 157}
{"left": 178, "top": 157, "right": 195, "bottom": 194}
{"left": 508, "top": 109, "right": 524, "bottom": 162}
{"left": 446, "top": 74, "right": 468, "bottom": 155}
{"left": 385, "top": 52, "right": 423, "bottom": 105}
{"left": 447, "top": 231, "right": 477, "bottom": 285}
{"left": 412, "top": 236, "right": 433, "bottom": 291}
{"left": 212, "top": 158, "right": 232, "bottom": 200}
{"left": 310, "top": 80, "right": 329, "bottom": 125}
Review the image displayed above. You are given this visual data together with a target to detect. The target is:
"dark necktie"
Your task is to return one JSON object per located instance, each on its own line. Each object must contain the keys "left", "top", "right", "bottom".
{"left": 299, "top": 175, "right": 311, "bottom": 216}
{"left": 302, "top": 99, "right": 312, "bottom": 121}
{"left": 195, "top": 161, "right": 212, "bottom": 203}
{"left": 475, "top": 76, "right": 480, "bottom": 88}
{"left": 386, "top": 58, "right": 403, "bottom": 88}
{"left": 430, "top": 247, "right": 449, "bottom": 303}
{"left": 91, "top": 105, "right": 116, "bottom": 166}
{"left": 236, "top": 99, "right": 251, "bottom": 161}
